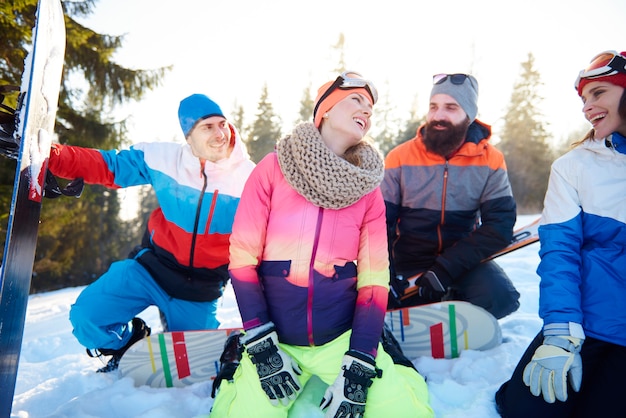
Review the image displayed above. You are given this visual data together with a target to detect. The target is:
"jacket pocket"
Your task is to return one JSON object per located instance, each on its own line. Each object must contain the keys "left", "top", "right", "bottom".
{"left": 332, "top": 261, "right": 357, "bottom": 281}
{"left": 258, "top": 260, "right": 291, "bottom": 278}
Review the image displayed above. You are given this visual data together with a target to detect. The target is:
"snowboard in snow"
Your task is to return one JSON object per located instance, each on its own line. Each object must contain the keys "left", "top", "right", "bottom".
{"left": 119, "top": 302, "right": 499, "bottom": 416}
{"left": 119, "top": 328, "right": 241, "bottom": 389}
{"left": 119, "top": 329, "right": 327, "bottom": 417}
{"left": 0, "top": 0, "right": 65, "bottom": 414}
{"left": 385, "top": 300, "right": 502, "bottom": 359}
{"left": 396, "top": 216, "right": 540, "bottom": 301}
{"left": 119, "top": 301, "right": 500, "bottom": 389}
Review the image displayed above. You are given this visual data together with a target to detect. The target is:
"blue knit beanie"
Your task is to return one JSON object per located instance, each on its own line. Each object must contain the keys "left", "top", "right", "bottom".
{"left": 430, "top": 74, "right": 479, "bottom": 122}
{"left": 178, "top": 94, "right": 225, "bottom": 137}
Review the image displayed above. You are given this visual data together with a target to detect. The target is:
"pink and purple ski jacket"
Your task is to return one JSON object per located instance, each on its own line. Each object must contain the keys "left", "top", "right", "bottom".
{"left": 229, "top": 153, "right": 390, "bottom": 357}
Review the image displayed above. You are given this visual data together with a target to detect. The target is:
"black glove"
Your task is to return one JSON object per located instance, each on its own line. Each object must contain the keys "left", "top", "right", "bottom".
{"left": 242, "top": 322, "right": 302, "bottom": 406}
{"left": 415, "top": 270, "right": 449, "bottom": 302}
{"left": 44, "top": 170, "right": 84, "bottom": 199}
{"left": 388, "top": 273, "right": 410, "bottom": 307}
{"left": 211, "top": 330, "right": 243, "bottom": 398}
{"left": 319, "top": 350, "right": 382, "bottom": 417}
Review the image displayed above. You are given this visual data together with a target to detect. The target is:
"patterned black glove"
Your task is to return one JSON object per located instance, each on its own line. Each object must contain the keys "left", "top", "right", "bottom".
{"left": 319, "top": 350, "right": 382, "bottom": 418}
{"left": 242, "top": 322, "right": 302, "bottom": 406}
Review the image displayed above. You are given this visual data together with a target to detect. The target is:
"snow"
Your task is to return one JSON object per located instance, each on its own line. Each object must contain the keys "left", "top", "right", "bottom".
{"left": 11, "top": 215, "right": 542, "bottom": 417}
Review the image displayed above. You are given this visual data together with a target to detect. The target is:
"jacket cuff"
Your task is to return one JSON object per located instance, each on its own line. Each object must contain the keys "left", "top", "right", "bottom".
{"left": 241, "top": 321, "right": 275, "bottom": 344}
{"left": 543, "top": 322, "right": 585, "bottom": 340}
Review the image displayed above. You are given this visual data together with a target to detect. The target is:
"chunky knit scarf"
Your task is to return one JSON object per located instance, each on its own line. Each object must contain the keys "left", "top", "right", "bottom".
{"left": 276, "top": 122, "right": 384, "bottom": 209}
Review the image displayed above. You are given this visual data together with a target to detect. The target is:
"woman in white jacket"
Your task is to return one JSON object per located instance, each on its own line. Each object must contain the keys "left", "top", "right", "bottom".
{"left": 495, "top": 50, "right": 626, "bottom": 417}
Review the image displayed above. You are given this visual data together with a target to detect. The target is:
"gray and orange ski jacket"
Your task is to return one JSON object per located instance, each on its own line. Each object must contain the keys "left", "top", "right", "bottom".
{"left": 382, "top": 120, "right": 516, "bottom": 284}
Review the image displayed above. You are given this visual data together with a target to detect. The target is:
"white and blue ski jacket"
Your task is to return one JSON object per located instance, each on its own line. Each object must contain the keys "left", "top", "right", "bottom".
{"left": 538, "top": 132, "right": 626, "bottom": 346}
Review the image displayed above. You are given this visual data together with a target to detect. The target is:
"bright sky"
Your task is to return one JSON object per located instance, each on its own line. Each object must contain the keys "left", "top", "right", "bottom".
{"left": 81, "top": 0, "right": 626, "bottom": 146}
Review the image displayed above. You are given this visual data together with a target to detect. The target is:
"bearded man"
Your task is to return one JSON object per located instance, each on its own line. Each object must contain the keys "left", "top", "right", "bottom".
{"left": 382, "top": 73, "right": 519, "bottom": 320}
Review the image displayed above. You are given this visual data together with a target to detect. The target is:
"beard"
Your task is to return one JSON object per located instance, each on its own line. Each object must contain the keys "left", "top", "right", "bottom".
{"left": 422, "top": 119, "right": 470, "bottom": 157}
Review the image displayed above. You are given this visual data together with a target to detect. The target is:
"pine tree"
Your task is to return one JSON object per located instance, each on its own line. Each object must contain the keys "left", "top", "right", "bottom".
{"left": 296, "top": 83, "right": 314, "bottom": 124}
{"left": 245, "top": 84, "right": 282, "bottom": 163}
{"left": 231, "top": 102, "right": 248, "bottom": 139}
{"left": 331, "top": 34, "right": 347, "bottom": 74}
{"left": 371, "top": 81, "right": 405, "bottom": 156}
{"left": 395, "top": 94, "right": 425, "bottom": 150}
{"left": 555, "top": 124, "right": 590, "bottom": 158}
{"left": 498, "top": 53, "right": 554, "bottom": 213}
{"left": 0, "top": 0, "right": 167, "bottom": 291}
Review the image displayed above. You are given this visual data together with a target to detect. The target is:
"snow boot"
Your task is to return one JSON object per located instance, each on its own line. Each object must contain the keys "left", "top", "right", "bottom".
{"left": 87, "top": 317, "right": 151, "bottom": 373}
{"left": 158, "top": 308, "right": 169, "bottom": 332}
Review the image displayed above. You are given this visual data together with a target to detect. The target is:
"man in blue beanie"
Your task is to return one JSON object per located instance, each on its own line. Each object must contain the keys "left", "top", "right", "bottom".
{"left": 48, "top": 94, "right": 255, "bottom": 372}
{"left": 382, "top": 73, "right": 520, "bottom": 320}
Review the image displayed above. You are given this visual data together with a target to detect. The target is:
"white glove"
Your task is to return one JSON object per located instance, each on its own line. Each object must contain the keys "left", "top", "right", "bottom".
{"left": 523, "top": 335, "right": 583, "bottom": 403}
{"left": 242, "top": 322, "right": 302, "bottom": 406}
{"left": 319, "top": 350, "right": 382, "bottom": 418}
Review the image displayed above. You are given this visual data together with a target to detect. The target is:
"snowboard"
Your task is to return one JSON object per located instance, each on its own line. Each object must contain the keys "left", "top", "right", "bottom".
{"left": 119, "top": 329, "right": 327, "bottom": 417}
{"left": 483, "top": 216, "right": 541, "bottom": 261}
{"left": 396, "top": 216, "right": 540, "bottom": 301}
{"left": 119, "top": 301, "right": 501, "bottom": 389}
{"left": 119, "top": 328, "right": 241, "bottom": 389}
{"left": 385, "top": 300, "right": 501, "bottom": 359}
{"left": 0, "top": 0, "right": 65, "bottom": 414}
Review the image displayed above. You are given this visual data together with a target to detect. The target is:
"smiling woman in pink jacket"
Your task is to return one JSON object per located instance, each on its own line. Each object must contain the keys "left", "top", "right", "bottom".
{"left": 210, "top": 73, "right": 433, "bottom": 418}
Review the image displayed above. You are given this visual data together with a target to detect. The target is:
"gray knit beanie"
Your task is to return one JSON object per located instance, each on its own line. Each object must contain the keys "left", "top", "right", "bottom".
{"left": 430, "top": 74, "right": 479, "bottom": 122}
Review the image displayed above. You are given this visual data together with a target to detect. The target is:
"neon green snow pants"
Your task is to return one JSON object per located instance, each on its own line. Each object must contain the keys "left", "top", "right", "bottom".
{"left": 210, "top": 330, "right": 434, "bottom": 418}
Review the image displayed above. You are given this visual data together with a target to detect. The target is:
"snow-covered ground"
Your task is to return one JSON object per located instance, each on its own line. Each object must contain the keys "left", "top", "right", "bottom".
{"left": 10, "top": 215, "right": 542, "bottom": 417}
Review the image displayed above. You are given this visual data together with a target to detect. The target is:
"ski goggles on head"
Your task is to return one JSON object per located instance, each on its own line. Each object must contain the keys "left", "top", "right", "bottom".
{"left": 313, "top": 71, "right": 378, "bottom": 118}
{"left": 575, "top": 50, "right": 626, "bottom": 90}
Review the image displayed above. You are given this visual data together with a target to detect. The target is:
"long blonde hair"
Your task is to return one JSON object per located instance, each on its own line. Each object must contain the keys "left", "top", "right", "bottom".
{"left": 570, "top": 129, "right": 595, "bottom": 149}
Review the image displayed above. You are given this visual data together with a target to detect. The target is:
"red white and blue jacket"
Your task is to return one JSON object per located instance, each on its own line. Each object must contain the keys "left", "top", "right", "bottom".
{"left": 48, "top": 124, "right": 255, "bottom": 301}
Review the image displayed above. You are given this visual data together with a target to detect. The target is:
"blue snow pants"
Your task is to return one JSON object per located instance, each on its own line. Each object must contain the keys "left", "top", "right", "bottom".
{"left": 69, "top": 259, "right": 220, "bottom": 350}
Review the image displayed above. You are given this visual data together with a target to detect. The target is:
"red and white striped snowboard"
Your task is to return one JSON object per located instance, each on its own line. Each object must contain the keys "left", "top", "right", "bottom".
{"left": 119, "top": 328, "right": 240, "bottom": 388}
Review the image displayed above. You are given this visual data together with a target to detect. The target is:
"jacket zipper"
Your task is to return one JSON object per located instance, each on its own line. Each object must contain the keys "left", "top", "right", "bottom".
{"left": 188, "top": 166, "right": 209, "bottom": 273}
{"left": 307, "top": 207, "right": 324, "bottom": 346}
{"left": 437, "top": 161, "right": 449, "bottom": 254}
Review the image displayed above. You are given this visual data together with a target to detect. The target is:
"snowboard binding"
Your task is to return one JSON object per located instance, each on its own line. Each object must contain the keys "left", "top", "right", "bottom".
{"left": 0, "top": 85, "right": 21, "bottom": 159}
{"left": 1, "top": 85, "right": 83, "bottom": 198}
